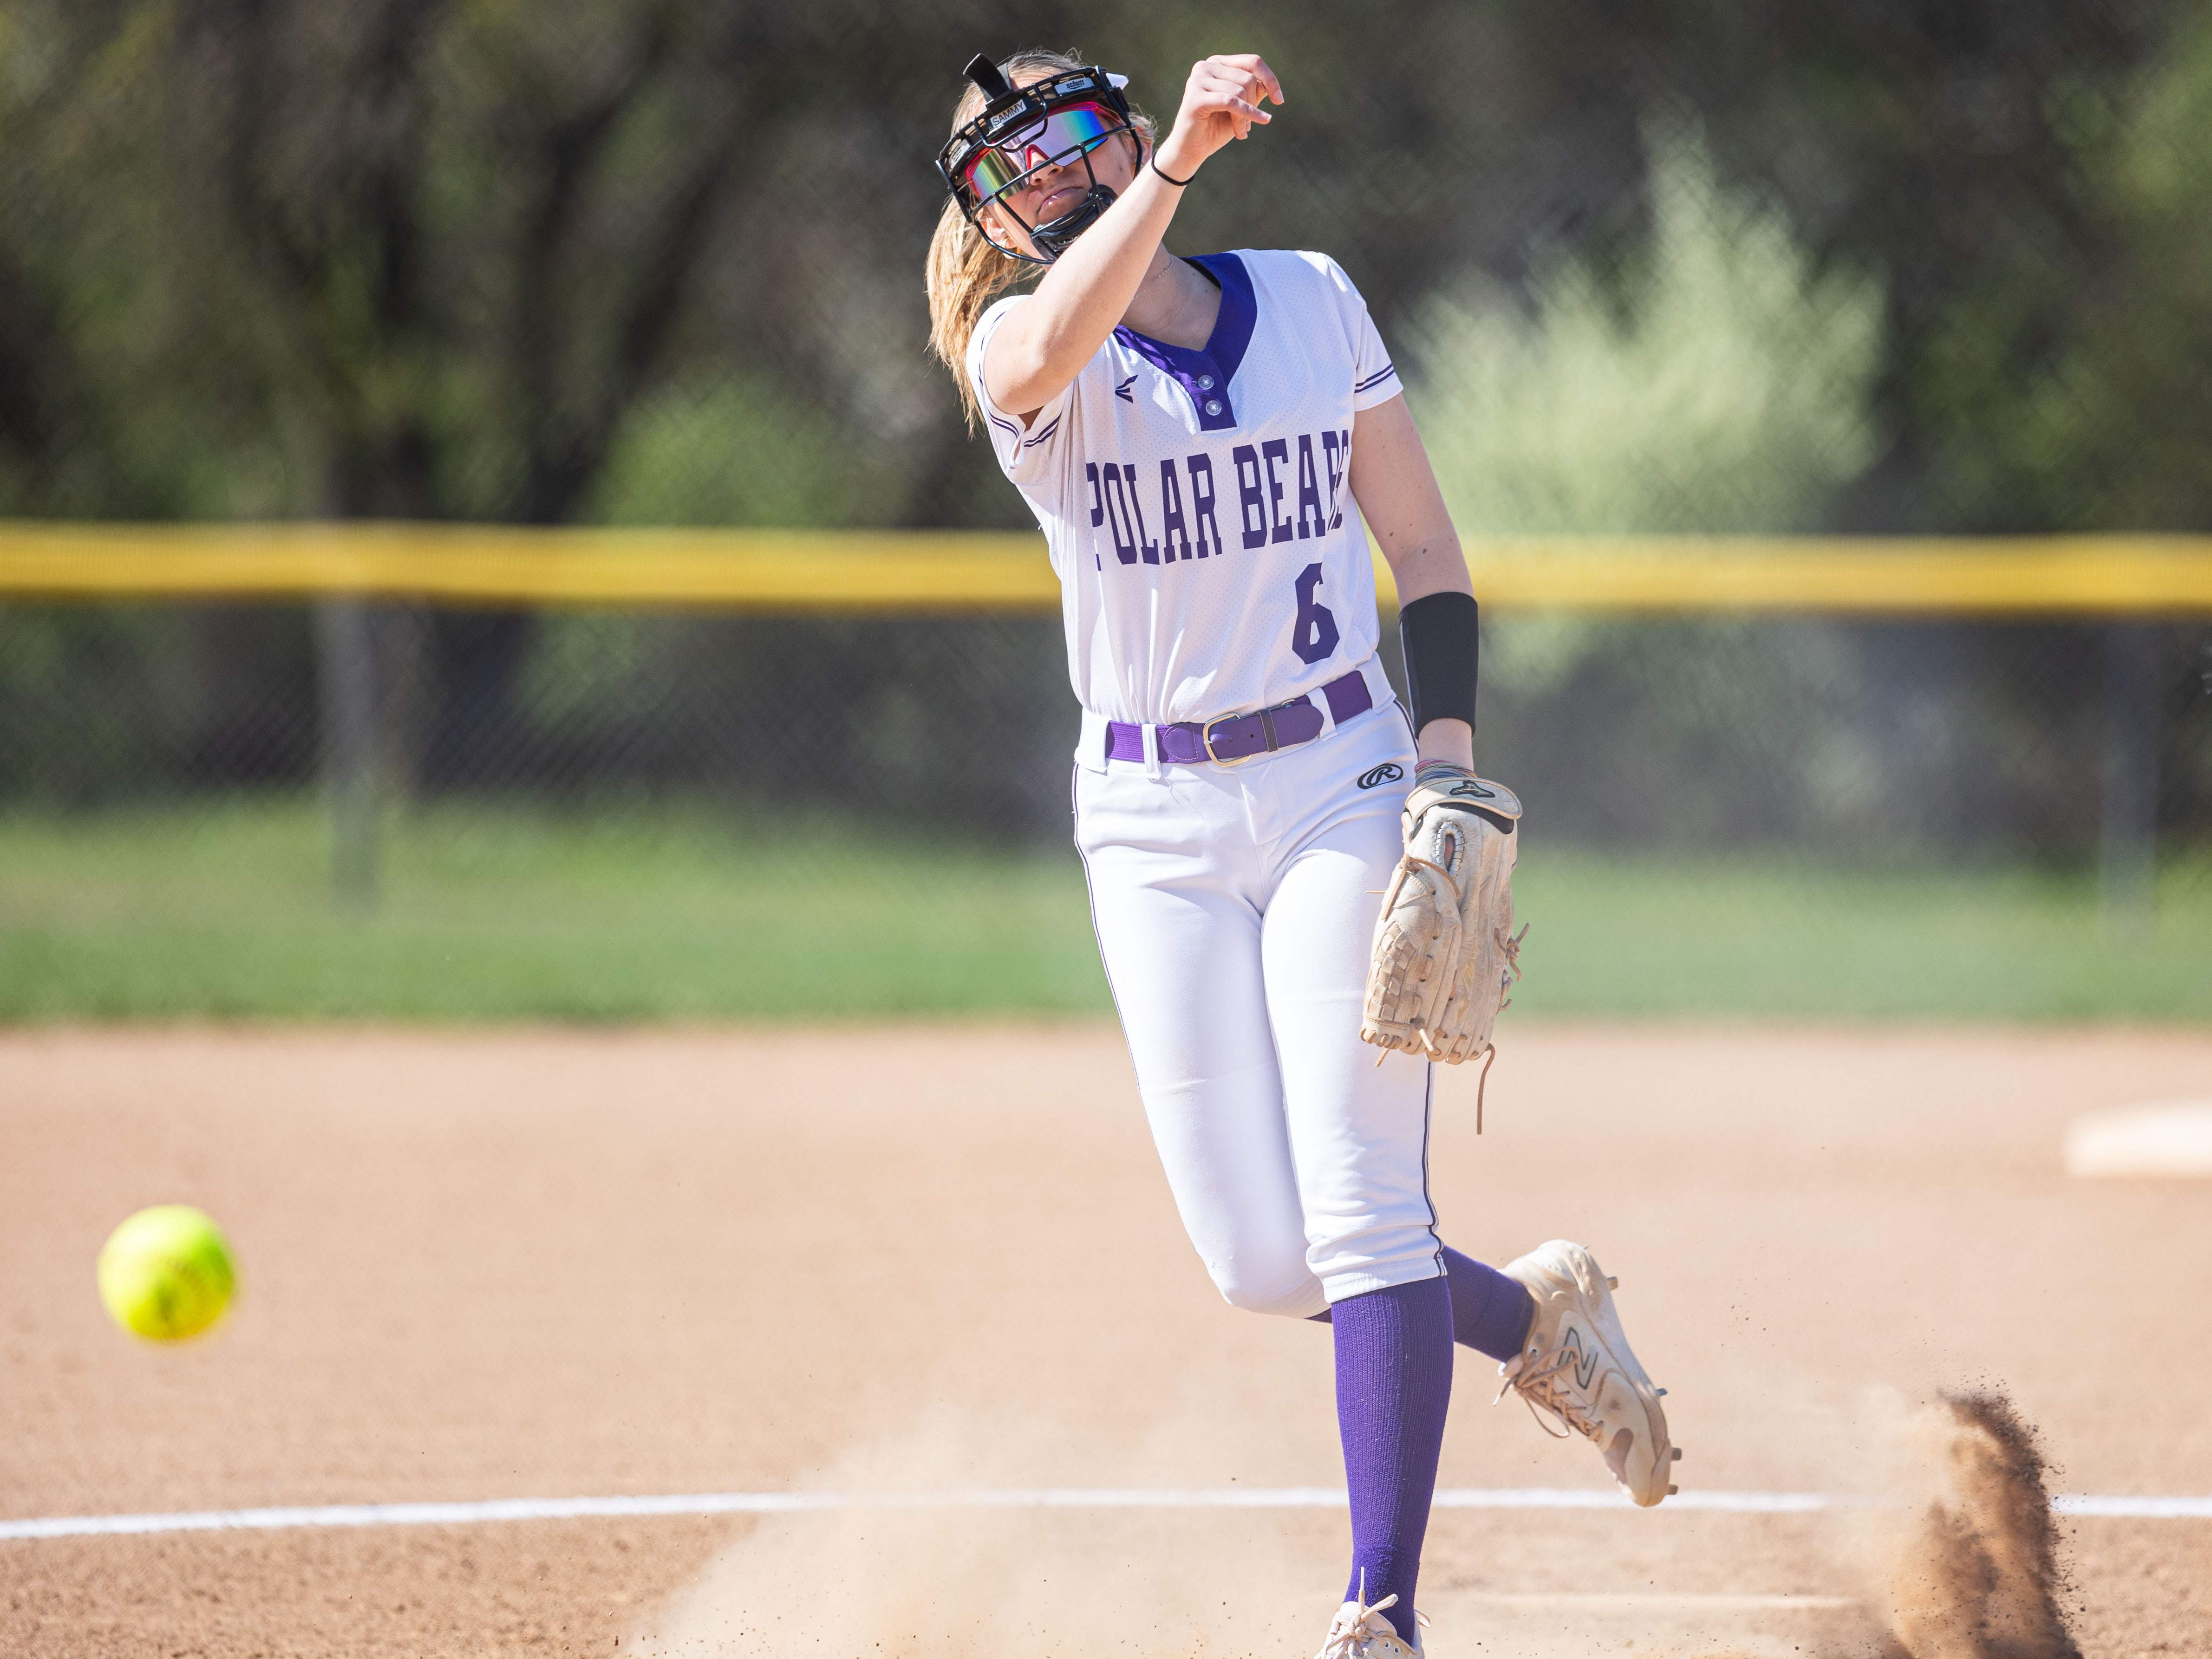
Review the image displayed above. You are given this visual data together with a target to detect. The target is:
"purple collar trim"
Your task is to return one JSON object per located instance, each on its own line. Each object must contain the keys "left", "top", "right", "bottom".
{"left": 1111, "top": 253, "right": 1256, "bottom": 433}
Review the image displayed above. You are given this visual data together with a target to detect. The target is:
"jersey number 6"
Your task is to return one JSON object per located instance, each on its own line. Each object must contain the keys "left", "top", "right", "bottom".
{"left": 1292, "top": 562, "right": 1340, "bottom": 665}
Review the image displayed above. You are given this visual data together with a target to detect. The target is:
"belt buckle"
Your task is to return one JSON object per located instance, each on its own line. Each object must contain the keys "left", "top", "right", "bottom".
{"left": 1201, "top": 715, "right": 1252, "bottom": 767}
{"left": 1202, "top": 704, "right": 1280, "bottom": 768}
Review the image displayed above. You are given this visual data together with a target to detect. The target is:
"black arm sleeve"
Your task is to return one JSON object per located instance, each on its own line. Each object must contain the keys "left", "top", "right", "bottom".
{"left": 1398, "top": 590, "right": 1480, "bottom": 733}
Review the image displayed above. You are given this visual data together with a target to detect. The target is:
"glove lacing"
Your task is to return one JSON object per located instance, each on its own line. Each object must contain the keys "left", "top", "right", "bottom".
{"left": 1470, "top": 920, "right": 1529, "bottom": 1132}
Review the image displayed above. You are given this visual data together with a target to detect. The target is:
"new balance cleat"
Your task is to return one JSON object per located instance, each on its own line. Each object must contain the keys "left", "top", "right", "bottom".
{"left": 1314, "top": 1581, "right": 1426, "bottom": 1659}
{"left": 1496, "top": 1239, "right": 1676, "bottom": 1507}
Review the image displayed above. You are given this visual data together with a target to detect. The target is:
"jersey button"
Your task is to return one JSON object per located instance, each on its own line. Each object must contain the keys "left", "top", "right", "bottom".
{"left": 1203, "top": 399, "right": 1223, "bottom": 416}
{"left": 1196, "top": 374, "right": 1215, "bottom": 390}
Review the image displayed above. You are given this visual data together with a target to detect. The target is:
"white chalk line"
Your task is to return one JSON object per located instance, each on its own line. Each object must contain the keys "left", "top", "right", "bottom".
{"left": 1462, "top": 1593, "right": 1856, "bottom": 1611}
{"left": 2, "top": 1486, "right": 2206, "bottom": 1543}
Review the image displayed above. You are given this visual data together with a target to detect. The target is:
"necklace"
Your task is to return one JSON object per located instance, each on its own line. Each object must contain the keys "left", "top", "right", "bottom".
{"left": 1123, "top": 254, "right": 1207, "bottom": 345}
{"left": 1134, "top": 254, "right": 1178, "bottom": 295}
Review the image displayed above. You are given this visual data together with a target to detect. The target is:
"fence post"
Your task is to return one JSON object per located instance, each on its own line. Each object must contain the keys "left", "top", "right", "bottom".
{"left": 2098, "top": 622, "right": 2159, "bottom": 928}
{"left": 315, "top": 599, "right": 380, "bottom": 906}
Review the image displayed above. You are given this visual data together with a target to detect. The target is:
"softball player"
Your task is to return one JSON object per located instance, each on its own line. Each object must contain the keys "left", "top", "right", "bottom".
{"left": 926, "top": 49, "right": 1677, "bottom": 1659}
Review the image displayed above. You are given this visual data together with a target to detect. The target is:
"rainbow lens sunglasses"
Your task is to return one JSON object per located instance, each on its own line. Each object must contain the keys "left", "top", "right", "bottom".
{"left": 959, "top": 100, "right": 1126, "bottom": 201}
{"left": 938, "top": 59, "right": 1138, "bottom": 266}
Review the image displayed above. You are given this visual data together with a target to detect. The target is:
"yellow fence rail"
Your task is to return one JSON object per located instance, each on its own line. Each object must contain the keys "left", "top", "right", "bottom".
{"left": 2, "top": 523, "right": 2211, "bottom": 613}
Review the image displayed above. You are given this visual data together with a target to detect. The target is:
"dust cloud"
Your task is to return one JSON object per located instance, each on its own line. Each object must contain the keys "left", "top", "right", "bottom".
{"left": 1866, "top": 1390, "right": 2083, "bottom": 1659}
{"left": 628, "top": 1390, "right": 2081, "bottom": 1659}
{"left": 625, "top": 1410, "right": 1324, "bottom": 1659}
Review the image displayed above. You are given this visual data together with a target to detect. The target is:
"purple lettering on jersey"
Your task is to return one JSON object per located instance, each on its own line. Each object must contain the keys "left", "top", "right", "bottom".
{"left": 1125, "top": 459, "right": 1161, "bottom": 565}
{"left": 1233, "top": 444, "right": 1267, "bottom": 551}
{"left": 1262, "top": 438, "right": 1293, "bottom": 544}
{"left": 1295, "top": 434, "right": 1326, "bottom": 540}
{"left": 1100, "top": 463, "right": 1141, "bottom": 566}
{"left": 1323, "top": 430, "right": 1349, "bottom": 529}
{"left": 1158, "top": 460, "right": 1192, "bottom": 561}
{"left": 1292, "top": 561, "right": 1342, "bottom": 664}
{"left": 1188, "top": 454, "right": 1221, "bottom": 559}
{"left": 1086, "top": 462, "right": 1106, "bottom": 569}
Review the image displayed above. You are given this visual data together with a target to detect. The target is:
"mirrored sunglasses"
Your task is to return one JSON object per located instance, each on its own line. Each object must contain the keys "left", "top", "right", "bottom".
{"left": 959, "top": 101, "right": 1125, "bottom": 202}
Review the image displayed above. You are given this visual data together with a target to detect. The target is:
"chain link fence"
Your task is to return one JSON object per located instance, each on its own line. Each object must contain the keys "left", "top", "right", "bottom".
{"left": 3, "top": 597, "right": 2208, "bottom": 859}
{"left": 0, "top": 589, "right": 2205, "bottom": 1021}
{"left": 2, "top": 0, "right": 2212, "bottom": 1019}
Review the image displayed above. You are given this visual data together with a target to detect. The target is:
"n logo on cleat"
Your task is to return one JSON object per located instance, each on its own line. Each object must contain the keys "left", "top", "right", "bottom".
{"left": 1564, "top": 1327, "right": 1599, "bottom": 1392}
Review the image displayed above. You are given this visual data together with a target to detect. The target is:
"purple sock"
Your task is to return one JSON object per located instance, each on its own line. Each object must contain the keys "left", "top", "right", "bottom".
{"left": 1310, "top": 1246, "right": 1534, "bottom": 1366}
{"left": 1439, "top": 1245, "right": 1536, "bottom": 1363}
{"left": 1332, "top": 1276, "right": 1454, "bottom": 1637}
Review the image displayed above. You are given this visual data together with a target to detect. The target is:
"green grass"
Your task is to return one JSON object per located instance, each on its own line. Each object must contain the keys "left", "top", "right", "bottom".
{"left": 0, "top": 797, "right": 2205, "bottom": 1022}
{"left": 0, "top": 799, "right": 1108, "bottom": 1021}
{"left": 1514, "top": 853, "right": 2212, "bottom": 1021}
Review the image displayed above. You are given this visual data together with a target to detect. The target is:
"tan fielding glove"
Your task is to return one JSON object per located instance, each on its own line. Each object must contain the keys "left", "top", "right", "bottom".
{"left": 1361, "top": 767, "right": 1526, "bottom": 1101}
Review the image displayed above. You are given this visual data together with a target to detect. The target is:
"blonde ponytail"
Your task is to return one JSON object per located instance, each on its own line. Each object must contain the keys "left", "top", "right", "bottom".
{"left": 926, "top": 192, "right": 1034, "bottom": 428}
{"left": 924, "top": 48, "right": 1157, "bottom": 429}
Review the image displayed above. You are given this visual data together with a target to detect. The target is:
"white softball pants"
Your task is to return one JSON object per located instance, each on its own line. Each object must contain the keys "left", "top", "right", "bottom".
{"left": 1073, "top": 675, "right": 1442, "bottom": 1318}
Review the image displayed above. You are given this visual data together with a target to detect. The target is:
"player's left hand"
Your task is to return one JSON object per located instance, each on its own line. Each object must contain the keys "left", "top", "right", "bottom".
{"left": 1152, "top": 54, "right": 1284, "bottom": 181}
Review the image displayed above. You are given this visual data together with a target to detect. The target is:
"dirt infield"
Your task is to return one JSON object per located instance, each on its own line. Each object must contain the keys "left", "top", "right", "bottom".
{"left": 3, "top": 1023, "right": 2208, "bottom": 1657}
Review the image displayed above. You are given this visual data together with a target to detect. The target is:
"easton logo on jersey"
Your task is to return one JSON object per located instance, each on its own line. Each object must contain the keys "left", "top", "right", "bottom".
{"left": 1084, "top": 428, "right": 1351, "bottom": 568}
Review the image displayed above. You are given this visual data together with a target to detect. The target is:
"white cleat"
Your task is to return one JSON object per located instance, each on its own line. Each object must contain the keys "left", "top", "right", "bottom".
{"left": 1314, "top": 1581, "right": 1426, "bottom": 1659}
{"left": 1496, "top": 1239, "right": 1677, "bottom": 1507}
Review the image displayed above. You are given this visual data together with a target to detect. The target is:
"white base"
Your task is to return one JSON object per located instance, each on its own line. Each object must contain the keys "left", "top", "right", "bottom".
{"left": 2064, "top": 1101, "right": 2212, "bottom": 1178}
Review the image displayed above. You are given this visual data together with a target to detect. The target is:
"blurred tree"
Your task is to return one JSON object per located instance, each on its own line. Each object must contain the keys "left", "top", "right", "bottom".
{"left": 1926, "top": 2, "right": 2212, "bottom": 531}
{"left": 1579, "top": 0, "right": 2163, "bottom": 534}
{"left": 593, "top": 374, "right": 895, "bottom": 529}
{"left": 0, "top": 0, "right": 2196, "bottom": 830}
{"left": 0, "top": 0, "right": 949, "bottom": 777}
{"left": 1412, "top": 117, "right": 1885, "bottom": 537}
{"left": 1401, "top": 117, "right": 1894, "bottom": 845}
{"left": 0, "top": 0, "right": 2173, "bottom": 532}
{"left": 165, "top": 0, "right": 818, "bottom": 773}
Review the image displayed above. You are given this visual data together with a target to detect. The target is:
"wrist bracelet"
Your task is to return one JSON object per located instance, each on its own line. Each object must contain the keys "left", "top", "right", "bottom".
{"left": 1150, "top": 160, "right": 1194, "bottom": 187}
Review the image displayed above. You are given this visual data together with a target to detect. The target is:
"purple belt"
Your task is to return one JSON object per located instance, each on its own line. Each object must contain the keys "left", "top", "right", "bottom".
{"left": 1107, "top": 669, "right": 1374, "bottom": 766}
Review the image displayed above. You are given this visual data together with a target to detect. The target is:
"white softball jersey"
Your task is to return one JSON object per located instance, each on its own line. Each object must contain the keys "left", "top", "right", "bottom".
{"left": 967, "top": 249, "right": 1405, "bottom": 740}
{"left": 968, "top": 247, "right": 1446, "bottom": 1313}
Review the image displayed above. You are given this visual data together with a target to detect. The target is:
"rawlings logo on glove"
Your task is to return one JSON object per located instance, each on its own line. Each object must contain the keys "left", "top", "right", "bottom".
{"left": 1360, "top": 765, "right": 1526, "bottom": 1124}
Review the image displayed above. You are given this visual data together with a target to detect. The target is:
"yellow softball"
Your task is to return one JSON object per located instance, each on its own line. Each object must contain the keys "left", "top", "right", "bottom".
{"left": 97, "top": 1205, "right": 237, "bottom": 1341}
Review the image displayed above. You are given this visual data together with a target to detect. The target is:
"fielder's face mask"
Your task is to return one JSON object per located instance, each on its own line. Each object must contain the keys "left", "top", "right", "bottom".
{"left": 937, "top": 56, "right": 1137, "bottom": 266}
